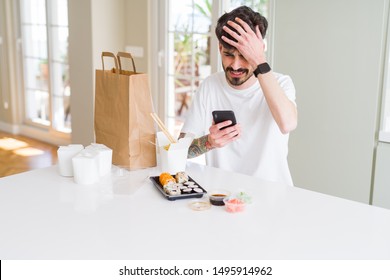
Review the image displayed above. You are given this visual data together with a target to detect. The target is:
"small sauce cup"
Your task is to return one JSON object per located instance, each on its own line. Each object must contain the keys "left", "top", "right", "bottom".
{"left": 208, "top": 189, "right": 231, "bottom": 206}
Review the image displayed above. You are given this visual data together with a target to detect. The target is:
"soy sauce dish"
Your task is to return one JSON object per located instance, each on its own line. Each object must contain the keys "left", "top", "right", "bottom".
{"left": 208, "top": 189, "right": 231, "bottom": 206}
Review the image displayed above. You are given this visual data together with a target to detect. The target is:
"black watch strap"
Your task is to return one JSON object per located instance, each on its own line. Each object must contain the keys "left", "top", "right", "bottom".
{"left": 253, "top": 63, "right": 271, "bottom": 77}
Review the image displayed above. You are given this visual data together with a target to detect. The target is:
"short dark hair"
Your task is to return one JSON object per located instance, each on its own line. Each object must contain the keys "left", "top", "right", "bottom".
{"left": 215, "top": 6, "right": 268, "bottom": 49}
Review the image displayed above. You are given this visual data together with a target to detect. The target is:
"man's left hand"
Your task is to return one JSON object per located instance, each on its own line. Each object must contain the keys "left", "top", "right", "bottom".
{"left": 222, "top": 17, "right": 266, "bottom": 68}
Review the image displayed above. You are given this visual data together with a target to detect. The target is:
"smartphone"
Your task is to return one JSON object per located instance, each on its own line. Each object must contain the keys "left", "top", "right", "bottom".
{"left": 212, "top": 110, "right": 237, "bottom": 129}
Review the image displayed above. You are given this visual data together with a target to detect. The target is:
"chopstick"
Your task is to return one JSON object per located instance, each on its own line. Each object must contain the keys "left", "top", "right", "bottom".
{"left": 150, "top": 112, "right": 177, "bottom": 143}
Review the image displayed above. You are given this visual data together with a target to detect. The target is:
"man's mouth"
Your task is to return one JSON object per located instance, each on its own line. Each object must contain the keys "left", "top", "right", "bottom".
{"left": 227, "top": 68, "right": 248, "bottom": 78}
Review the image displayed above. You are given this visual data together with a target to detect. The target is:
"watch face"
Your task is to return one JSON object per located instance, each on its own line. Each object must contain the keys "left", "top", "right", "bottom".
{"left": 254, "top": 63, "right": 271, "bottom": 76}
{"left": 259, "top": 63, "right": 271, "bottom": 74}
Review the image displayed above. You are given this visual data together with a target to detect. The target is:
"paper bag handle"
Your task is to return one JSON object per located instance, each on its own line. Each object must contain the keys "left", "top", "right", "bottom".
{"left": 117, "top": 52, "right": 137, "bottom": 73}
{"left": 101, "top": 52, "right": 119, "bottom": 71}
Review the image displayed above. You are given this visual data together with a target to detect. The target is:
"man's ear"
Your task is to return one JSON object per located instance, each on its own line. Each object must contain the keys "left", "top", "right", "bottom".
{"left": 219, "top": 43, "right": 223, "bottom": 52}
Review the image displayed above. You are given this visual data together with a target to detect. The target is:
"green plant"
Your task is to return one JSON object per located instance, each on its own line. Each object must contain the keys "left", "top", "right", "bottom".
{"left": 195, "top": 0, "right": 211, "bottom": 18}
{"left": 173, "top": 0, "right": 212, "bottom": 78}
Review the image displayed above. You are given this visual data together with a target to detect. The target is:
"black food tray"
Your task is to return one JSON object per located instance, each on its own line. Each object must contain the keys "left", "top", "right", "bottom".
{"left": 149, "top": 175, "right": 207, "bottom": 201}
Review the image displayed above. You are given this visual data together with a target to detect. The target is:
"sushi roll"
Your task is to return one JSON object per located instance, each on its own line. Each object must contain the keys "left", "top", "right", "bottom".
{"left": 193, "top": 187, "right": 203, "bottom": 193}
{"left": 159, "top": 172, "right": 175, "bottom": 187}
{"left": 175, "top": 172, "right": 189, "bottom": 183}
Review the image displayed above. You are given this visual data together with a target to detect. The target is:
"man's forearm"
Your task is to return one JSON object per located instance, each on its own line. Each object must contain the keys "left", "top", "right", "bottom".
{"left": 257, "top": 72, "right": 297, "bottom": 134}
{"left": 179, "top": 133, "right": 213, "bottom": 159}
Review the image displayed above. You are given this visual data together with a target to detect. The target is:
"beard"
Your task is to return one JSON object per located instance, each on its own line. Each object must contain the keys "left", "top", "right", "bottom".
{"left": 223, "top": 65, "right": 252, "bottom": 87}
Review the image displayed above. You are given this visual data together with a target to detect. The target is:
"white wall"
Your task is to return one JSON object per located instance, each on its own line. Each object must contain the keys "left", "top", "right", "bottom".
{"left": 92, "top": 0, "right": 126, "bottom": 72}
{"left": 68, "top": 0, "right": 94, "bottom": 145}
{"left": 68, "top": 0, "right": 125, "bottom": 145}
{"left": 273, "top": 0, "right": 388, "bottom": 203}
{"left": 373, "top": 142, "right": 390, "bottom": 208}
{"left": 124, "top": 0, "right": 149, "bottom": 73}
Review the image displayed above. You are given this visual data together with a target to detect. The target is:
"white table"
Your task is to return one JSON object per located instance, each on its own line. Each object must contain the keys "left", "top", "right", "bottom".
{"left": 1, "top": 162, "right": 390, "bottom": 260}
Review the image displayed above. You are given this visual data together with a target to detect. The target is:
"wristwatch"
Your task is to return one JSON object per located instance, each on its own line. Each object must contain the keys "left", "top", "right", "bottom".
{"left": 253, "top": 62, "right": 271, "bottom": 77}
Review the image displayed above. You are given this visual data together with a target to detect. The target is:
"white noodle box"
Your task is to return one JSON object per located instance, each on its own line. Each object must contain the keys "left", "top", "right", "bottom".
{"left": 156, "top": 131, "right": 193, "bottom": 174}
{"left": 72, "top": 150, "right": 100, "bottom": 185}
{"left": 57, "top": 144, "right": 84, "bottom": 177}
{"left": 85, "top": 143, "right": 112, "bottom": 176}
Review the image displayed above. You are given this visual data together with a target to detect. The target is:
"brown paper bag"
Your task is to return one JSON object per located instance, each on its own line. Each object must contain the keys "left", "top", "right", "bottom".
{"left": 94, "top": 51, "right": 156, "bottom": 169}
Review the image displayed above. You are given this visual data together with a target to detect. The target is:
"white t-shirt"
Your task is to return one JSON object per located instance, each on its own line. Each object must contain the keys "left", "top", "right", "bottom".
{"left": 181, "top": 71, "right": 296, "bottom": 185}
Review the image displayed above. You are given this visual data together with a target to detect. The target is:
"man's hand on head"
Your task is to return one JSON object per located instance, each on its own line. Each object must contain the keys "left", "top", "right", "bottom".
{"left": 221, "top": 17, "right": 266, "bottom": 68}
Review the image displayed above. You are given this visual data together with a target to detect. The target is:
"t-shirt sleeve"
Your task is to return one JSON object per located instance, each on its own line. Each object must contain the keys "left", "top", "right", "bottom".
{"left": 279, "top": 74, "right": 297, "bottom": 107}
{"left": 181, "top": 84, "right": 207, "bottom": 137}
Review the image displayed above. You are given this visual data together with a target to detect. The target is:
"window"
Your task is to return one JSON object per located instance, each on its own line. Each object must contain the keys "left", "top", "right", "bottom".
{"left": 166, "top": 0, "right": 213, "bottom": 133}
{"left": 157, "top": 0, "right": 270, "bottom": 135}
{"left": 19, "top": 0, "right": 71, "bottom": 134}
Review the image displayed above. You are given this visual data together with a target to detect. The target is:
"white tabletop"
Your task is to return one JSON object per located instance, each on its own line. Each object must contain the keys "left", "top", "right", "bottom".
{"left": 1, "top": 162, "right": 390, "bottom": 260}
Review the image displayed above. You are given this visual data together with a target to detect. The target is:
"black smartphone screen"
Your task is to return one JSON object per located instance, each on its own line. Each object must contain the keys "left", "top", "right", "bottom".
{"left": 212, "top": 110, "right": 237, "bottom": 129}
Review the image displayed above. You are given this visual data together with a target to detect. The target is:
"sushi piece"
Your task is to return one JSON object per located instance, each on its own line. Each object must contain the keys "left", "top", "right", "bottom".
{"left": 167, "top": 188, "right": 180, "bottom": 196}
{"left": 163, "top": 184, "right": 180, "bottom": 195}
{"left": 182, "top": 188, "right": 192, "bottom": 193}
{"left": 175, "top": 172, "right": 189, "bottom": 183}
{"left": 193, "top": 187, "right": 203, "bottom": 193}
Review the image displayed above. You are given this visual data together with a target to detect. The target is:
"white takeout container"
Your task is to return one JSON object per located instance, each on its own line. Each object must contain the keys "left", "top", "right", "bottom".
{"left": 85, "top": 143, "right": 113, "bottom": 176}
{"left": 57, "top": 144, "right": 84, "bottom": 176}
{"left": 72, "top": 150, "right": 100, "bottom": 185}
{"left": 156, "top": 131, "right": 193, "bottom": 174}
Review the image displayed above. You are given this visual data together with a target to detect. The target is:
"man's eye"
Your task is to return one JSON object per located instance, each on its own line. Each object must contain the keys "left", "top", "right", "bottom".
{"left": 225, "top": 53, "right": 234, "bottom": 57}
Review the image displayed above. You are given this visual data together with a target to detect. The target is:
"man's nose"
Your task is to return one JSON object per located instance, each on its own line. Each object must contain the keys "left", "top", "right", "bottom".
{"left": 231, "top": 57, "right": 242, "bottom": 70}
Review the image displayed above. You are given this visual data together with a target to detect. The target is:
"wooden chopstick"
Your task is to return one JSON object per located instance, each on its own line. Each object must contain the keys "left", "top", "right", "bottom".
{"left": 150, "top": 113, "right": 177, "bottom": 143}
{"left": 150, "top": 113, "right": 176, "bottom": 143}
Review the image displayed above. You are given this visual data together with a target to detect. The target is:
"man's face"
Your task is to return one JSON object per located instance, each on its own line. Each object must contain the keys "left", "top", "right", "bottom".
{"left": 220, "top": 45, "right": 256, "bottom": 89}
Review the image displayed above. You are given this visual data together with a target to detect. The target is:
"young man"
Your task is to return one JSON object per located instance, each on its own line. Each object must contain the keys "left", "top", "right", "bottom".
{"left": 180, "top": 6, "right": 297, "bottom": 185}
